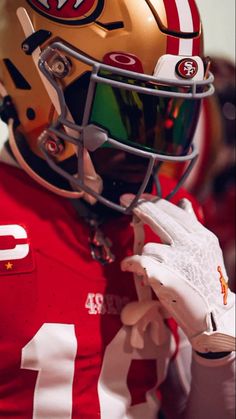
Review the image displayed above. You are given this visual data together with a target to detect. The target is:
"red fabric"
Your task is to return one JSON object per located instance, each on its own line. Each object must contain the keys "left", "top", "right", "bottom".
{"left": 163, "top": 0, "right": 180, "bottom": 54}
{"left": 188, "top": 0, "right": 201, "bottom": 33}
{"left": 0, "top": 162, "right": 202, "bottom": 418}
{"left": 163, "top": 0, "right": 201, "bottom": 55}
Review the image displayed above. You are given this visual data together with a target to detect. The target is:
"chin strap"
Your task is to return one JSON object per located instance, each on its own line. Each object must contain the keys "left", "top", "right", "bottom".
{"left": 121, "top": 210, "right": 170, "bottom": 350}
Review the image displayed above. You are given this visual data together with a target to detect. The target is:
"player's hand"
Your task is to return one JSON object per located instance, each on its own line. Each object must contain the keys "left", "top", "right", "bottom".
{"left": 121, "top": 197, "right": 236, "bottom": 353}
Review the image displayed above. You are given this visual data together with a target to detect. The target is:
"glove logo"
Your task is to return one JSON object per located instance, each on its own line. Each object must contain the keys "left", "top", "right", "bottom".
{"left": 0, "top": 224, "right": 34, "bottom": 276}
{"left": 27, "top": 0, "right": 104, "bottom": 25}
{"left": 176, "top": 58, "right": 198, "bottom": 79}
{"left": 217, "top": 266, "right": 229, "bottom": 306}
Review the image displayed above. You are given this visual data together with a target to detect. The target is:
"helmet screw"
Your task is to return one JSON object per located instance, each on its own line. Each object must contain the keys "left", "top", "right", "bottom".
{"left": 49, "top": 55, "right": 72, "bottom": 79}
{"left": 44, "top": 136, "right": 65, "bottom": 156}
{"left": 52, "top": 60, "right": 65, "bottom": 76}
{"left": 22, "top": 43, "right": 30, "bottom": 53}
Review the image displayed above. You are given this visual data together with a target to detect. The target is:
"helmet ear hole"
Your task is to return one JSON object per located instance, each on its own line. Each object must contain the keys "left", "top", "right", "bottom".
{"left": 26, "top": 108, "right": 36, "bottom": 120}
{"left": 64, "top": 71, "right": 91, "bottom": 124}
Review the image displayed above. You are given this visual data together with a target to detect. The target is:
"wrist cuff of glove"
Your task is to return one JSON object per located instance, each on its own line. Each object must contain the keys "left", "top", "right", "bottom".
{"left": 195, "top": 351, "right": 232, "bottom": 359}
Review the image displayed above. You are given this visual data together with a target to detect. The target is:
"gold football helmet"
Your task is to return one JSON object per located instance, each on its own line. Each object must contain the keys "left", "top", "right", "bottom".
{"left": 0, "top": 0, "right": 214, "bottom": 212}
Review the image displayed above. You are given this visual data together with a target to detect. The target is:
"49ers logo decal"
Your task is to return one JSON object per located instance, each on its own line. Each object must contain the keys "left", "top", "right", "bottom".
{"left": 27, "top": 0, "right": 104, "bottom": 25}
{"left": 176, "top": 58, "right": 198, "bottom": 79}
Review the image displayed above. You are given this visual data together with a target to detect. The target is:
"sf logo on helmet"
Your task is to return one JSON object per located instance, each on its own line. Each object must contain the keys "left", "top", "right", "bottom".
{"left": 27, "top": 0, "right": 104, "bottom": 25}
{"left": 176, "top": 58, "right": 198, "bottom": 79}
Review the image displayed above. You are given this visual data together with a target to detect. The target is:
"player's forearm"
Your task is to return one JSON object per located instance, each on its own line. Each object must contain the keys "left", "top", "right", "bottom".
{"left": 183, "top": 352, "right": 236, "bottom": 419}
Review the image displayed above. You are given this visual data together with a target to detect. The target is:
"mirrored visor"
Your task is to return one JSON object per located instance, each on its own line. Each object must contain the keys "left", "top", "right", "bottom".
{"left": 88, "top": 70, "right": 201, "bottom": 157}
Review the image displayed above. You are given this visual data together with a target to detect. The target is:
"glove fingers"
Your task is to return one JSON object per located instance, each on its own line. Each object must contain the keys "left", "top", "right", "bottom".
{"left": 121, "top": 256, "right": 210, "bottom": 339}
{"left": 178, "top": 198, "right": 199, "bottom": 221}
{"left": 133, "top": 200, "right": 188, "bottom": 244}
{"left": 121, "top": 194, "right": 185, "bottom": 244}
{"left": 142, "top": 242, "right": 171, "bottom": 260}
{"left": 121, "top": 255, "right": 150, "bottom": 277}
{"left": 121, "top": 255, "right": 177, "bottom": 286}
{"left": 154, "top": 199, "right": 199, "bottom": 232}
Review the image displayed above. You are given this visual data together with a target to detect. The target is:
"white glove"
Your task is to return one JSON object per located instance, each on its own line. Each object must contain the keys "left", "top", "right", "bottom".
{"left": 121, "top": 197, "right": 236, "bottom": 353}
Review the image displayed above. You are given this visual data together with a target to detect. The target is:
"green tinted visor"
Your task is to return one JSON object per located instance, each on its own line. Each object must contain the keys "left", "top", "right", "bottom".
{"left": 87, "top": 70, "right": 201, "bottom": 157}
{"left": 37, "top": 41, "right": 215, "bottom": 213}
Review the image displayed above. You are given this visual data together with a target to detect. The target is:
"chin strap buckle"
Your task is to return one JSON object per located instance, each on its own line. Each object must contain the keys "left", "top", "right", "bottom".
{"left": 21, "top": 30, "right": 52, "bottom": 55}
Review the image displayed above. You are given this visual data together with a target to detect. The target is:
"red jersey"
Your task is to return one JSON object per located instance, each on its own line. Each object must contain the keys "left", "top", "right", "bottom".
{"left": 0, "top": 162, "right": 201, "bottom": 419}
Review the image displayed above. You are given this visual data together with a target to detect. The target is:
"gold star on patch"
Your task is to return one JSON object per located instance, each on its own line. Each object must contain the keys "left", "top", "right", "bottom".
{"left": 5, "top": 262, "right": 13, "bottom": 270}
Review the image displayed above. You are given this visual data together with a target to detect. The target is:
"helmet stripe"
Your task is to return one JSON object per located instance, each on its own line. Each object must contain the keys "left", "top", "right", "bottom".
{"left": 163, "top": 0, "right": 201, "bottom": 56}
{"left": 188, "top": 0, "right": 201, "bottom": 32}
{"left": 163, "top": 0, "right": 180, "bottom": 33}
{"left": 188, "top": 0, "right": 201, "bottom": 55}
{"left": 176, "top": 0, "right": 194, "bottom": 33}
{"left": 163, "top": 0, "right": 180, "bottom": 54}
